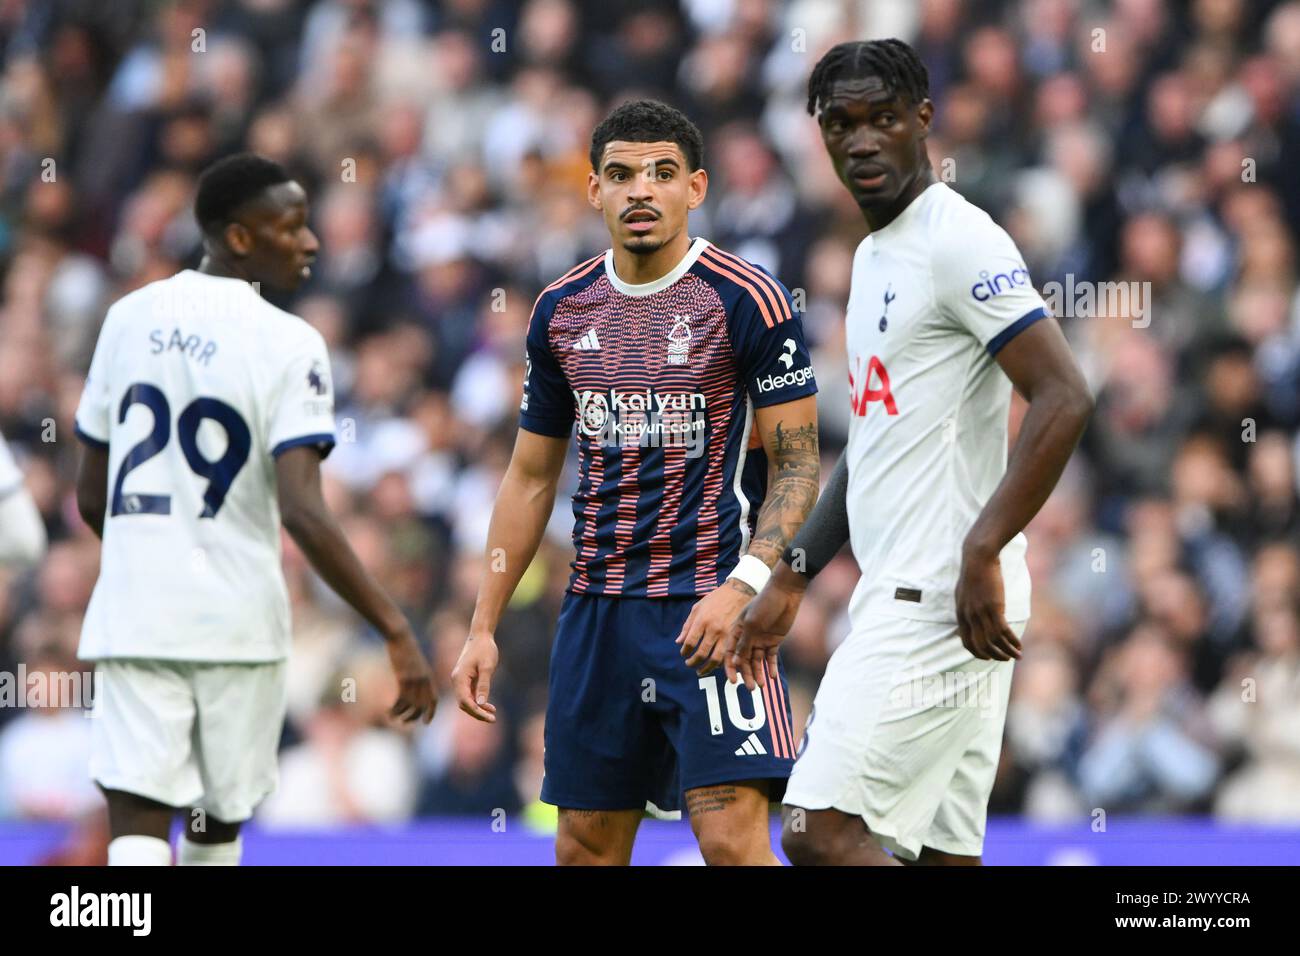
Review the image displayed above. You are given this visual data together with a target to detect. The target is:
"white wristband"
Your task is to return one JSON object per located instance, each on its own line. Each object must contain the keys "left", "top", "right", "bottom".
{"left": 727, "top": 554, "right": 772, "bottom": 594}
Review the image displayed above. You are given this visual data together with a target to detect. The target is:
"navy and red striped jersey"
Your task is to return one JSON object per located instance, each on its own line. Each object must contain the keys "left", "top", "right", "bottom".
{"left": 519, "top": 237, "right": 818, "bottom": 597}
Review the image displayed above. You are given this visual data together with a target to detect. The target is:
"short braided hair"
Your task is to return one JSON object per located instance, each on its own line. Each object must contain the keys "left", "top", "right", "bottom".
{"left": 806, "top": 39, "right": 930, "bottom": 117}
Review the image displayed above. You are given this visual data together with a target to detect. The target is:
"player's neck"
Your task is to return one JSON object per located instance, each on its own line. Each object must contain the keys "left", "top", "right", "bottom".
{"left": 609, "top": 230, "right": 694, "bottom": 287}
{"left": 862, "top": 166, "right": 935, "bottom": 234}
{"left": 196, "top": 254, "right": 254, "bottom": 284}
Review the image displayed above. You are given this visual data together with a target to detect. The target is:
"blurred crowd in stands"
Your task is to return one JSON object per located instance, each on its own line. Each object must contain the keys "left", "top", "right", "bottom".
{"left": 1, "top": 0, "right": 1299, "bottom": 840}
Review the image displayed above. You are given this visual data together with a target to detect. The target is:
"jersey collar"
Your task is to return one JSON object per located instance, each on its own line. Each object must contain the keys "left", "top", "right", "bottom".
{"left": 604, "top": 236, "right": 710, "bottom": 297}
{"left": 871, "top": 181, "right": 944, "bottom": 241}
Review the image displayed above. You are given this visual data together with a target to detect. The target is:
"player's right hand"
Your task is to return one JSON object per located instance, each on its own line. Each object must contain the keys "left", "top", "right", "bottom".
{"left": 385, "top": 629, "right": 438, "bottom": 724}
{"left": 955, "top": 547, "right": 1021, "bottom": 662}
{"left": 451, "top": 632, "right": 499, "bottom": 722}
{"left": 729, "top": 573, "right": 804, "bottom": 691}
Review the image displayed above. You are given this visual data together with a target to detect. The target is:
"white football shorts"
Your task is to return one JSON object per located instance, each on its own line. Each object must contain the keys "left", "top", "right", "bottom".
{"left": 784, "top": 615, "right": 1025, "bottom": 861}
{"left": 89, "top": 658, "right": 288, "bottom": 823}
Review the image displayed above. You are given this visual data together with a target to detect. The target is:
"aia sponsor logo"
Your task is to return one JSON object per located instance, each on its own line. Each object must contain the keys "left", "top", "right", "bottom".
{"left": 848, "top": 355, "right": 898, "bottom": 416}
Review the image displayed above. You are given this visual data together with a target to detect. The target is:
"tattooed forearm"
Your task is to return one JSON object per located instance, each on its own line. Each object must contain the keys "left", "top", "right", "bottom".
{"left": 748, "top": 419, "right": 820, "bottom": 567}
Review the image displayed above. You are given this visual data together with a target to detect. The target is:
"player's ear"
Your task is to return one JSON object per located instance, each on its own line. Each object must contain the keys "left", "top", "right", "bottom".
{"left": 587, "top": 169, "right": 603, "bottom": 211}
{"left": 916, "top": 98, "right": 934, "bottom": 139}
{"left": 222, "top": 222, "right": 253, "bottom": 257}
{"left": 687, "top": 167, "right": 708, "bottom": 210}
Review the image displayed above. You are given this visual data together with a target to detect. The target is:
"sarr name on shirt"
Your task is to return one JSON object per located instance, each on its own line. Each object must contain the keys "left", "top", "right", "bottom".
{"left": 149, "top": 327, "right": 218, "bottom": 365}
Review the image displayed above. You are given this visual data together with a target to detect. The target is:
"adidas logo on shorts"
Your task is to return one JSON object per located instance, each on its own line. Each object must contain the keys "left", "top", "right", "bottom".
{"left": 734, "top": 732, "right": 767, "bottom": 756}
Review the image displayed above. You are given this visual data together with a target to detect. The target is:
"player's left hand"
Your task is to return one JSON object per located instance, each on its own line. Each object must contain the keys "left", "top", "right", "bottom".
{"left": 728, "top": 575, "right": 802, "bottom": 690}
{"left": 954, "top": 546, "right": 1021, "bottom": 662}
{"left": 677, "top": 580, "right": 753, "bottom": 677}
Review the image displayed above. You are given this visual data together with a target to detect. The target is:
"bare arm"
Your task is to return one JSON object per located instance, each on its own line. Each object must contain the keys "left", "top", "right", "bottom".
{"left": 275, "top": 446, "right": 435, "bottom": 722}
{"left": 956, "top": 317, "right": 1093, "bottom": 661}
{"left": 277, "top": 446, "right": 409, "bottom": 638}
{"left": 467, "top": 428, "right": 569, "bottom": 637}
{"left": 967, "top": 317, "right": 1093, "bottom": 557}
{"left": 681, "top": 394, "right": 819, "bottom": 676}
{"left": 75, "top": 444, "right": 110, "bottom": 539}
{"left": 454, "top": 427, "right": 569, "bottom": 720}
{"left": 744, "top": 394, "right": 821, "bottom": 573}
{"left": 728, "top": 450, "right": 844, "bottom": 689}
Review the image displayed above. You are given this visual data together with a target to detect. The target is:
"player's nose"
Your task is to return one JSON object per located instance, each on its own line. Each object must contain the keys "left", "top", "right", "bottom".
{"left": 300, "top": 228, "right": 320, "bottom": 256}
{"left": 844, "top": 128, "right": 882, "bottom": 157}
{"left": 628, "top": 175, "right": 654, "bottom": 199}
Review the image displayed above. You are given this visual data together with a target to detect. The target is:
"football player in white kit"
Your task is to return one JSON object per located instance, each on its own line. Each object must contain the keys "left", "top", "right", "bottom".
{"left": 730, "top": 39, "right": 1093, "bottom": 865}
{"left": 74, "top": 154, "right": 436, "bottom": 865}
{"left": 0, "top": 431, "right": 47, "bottom": 568}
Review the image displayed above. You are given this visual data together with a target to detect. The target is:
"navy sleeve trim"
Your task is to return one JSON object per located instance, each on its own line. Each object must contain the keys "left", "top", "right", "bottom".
{"left": 74, "top": 423, "right": 110, "bottom": 450}
{"left": 750, "top": 379, "right": 819, "bottom": 409}
{"left": 987, "top": 306, "right": 1048, "bottom": 356}
{"left": 272, "top": 433, "right": 336, "bottom": 460}
{"left": 519, "top": 413, "right": 573, "bottom": 438}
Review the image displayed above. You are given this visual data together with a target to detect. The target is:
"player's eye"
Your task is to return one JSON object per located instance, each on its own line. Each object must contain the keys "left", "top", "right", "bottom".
{"left": 875, "top": 112, "right": 897, "bottom": 126}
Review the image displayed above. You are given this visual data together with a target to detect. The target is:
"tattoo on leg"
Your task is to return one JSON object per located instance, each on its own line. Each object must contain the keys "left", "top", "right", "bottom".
{"left": 561, "top": 808, "right": 612, "bottom": 827}
{"left": 686, "top": 786, "right": 739, "bottom": 817}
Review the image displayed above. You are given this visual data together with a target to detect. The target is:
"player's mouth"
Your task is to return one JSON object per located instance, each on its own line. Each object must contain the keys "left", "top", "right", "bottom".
{"left": 850, "top": 165, "right": 889, "bottom": 190}
{"left": 623, "top": 210, "right": 659, "bottom": 234}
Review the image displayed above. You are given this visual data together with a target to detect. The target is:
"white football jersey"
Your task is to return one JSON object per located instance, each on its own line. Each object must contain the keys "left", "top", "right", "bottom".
{"left": 75, "top": 270, "right": 336, "bottom": 661}
{"left": 843, "top": 182, "right": 1045, "bottom": 625}
{"left": 0, "top": 432, "right": 22, "bottom": 499}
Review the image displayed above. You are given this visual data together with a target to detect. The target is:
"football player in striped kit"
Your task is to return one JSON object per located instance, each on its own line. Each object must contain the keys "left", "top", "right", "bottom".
{"left": 453, "top": 100, "right": 820, "bottom": 865}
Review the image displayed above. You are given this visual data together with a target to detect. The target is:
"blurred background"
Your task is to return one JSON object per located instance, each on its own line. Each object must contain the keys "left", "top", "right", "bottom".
{"left": 1, "top": 0, "right": 1299, "bottom": 864}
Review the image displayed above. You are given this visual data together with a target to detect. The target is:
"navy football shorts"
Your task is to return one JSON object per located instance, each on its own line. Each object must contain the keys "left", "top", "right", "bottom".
{"left": 540, "top": 591, "right": 797, "bottom": 815}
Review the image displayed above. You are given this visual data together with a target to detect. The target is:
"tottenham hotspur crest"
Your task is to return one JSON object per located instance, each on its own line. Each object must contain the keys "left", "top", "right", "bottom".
{"left": 879, "top": 284, "right": 895, "bottom": 332}
{"left": 667, "top": 315, "right": 691, "bottom": 365}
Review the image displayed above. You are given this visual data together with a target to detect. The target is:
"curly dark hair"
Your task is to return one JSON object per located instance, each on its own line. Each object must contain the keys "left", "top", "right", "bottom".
{"left": 589, "top": 99, "right": 705, "bottom": 172}
{"left": 806, "top": 38, "right": 930, "bottom": 117}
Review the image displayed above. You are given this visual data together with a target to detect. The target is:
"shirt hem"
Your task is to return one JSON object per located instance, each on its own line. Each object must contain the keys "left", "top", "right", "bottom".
{"left": 78, "top": 650, "right": 289, "bottom": 664}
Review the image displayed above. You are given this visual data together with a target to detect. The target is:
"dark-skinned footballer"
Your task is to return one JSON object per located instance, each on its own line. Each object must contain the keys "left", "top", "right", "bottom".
{"left": 732, "top": 39, "right": 1094, "bottom": 866}
{"left": 74, "top": 154, "right": 435, "bottom": 866}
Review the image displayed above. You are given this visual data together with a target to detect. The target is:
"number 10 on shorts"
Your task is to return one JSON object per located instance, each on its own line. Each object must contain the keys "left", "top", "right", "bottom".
{"left": 698, "top": 675, "right": 766, "bottom": 735}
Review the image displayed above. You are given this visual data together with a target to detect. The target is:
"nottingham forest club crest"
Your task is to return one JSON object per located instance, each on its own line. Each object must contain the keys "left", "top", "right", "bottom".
{"left": 666, "top": 314, "right": 691, "bottom": 365}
